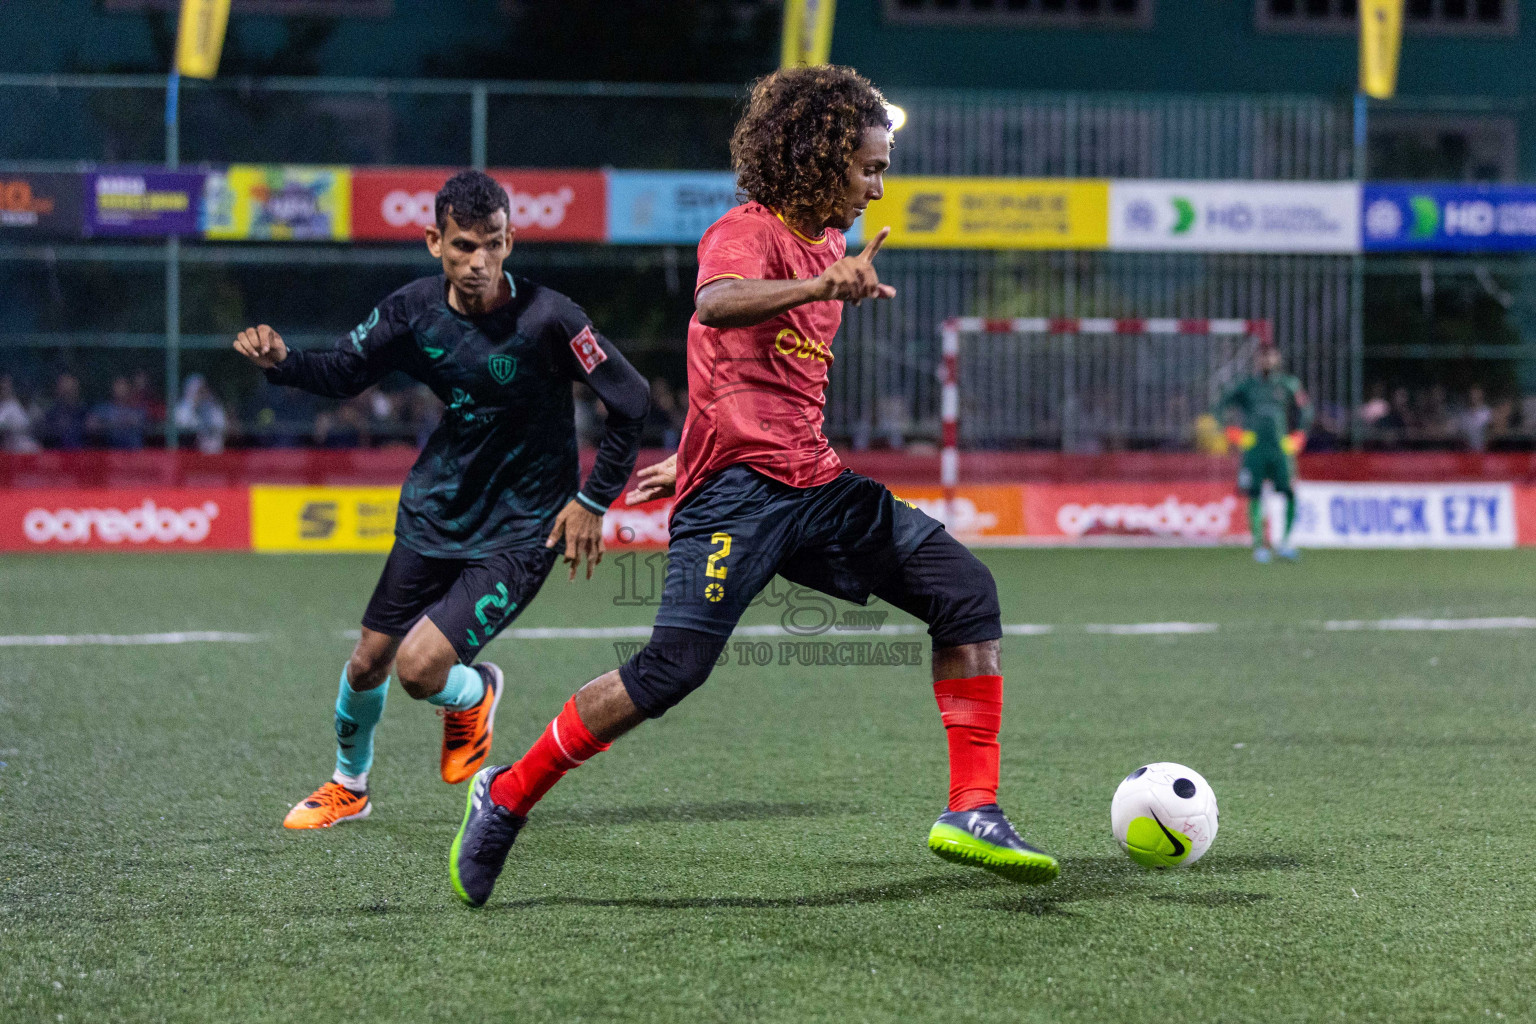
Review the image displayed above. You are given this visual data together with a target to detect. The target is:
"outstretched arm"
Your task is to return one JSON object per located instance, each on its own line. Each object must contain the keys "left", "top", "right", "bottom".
{"left": 694, "top": 226, "right": 896, "bottom": 329}
{"left": 235, "top": 308, "right": 407, "bottom": 399}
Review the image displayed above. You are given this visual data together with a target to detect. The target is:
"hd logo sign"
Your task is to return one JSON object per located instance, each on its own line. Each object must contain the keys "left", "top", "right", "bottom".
{"left": 250, "top": 486, "right": 399, "bottom": 552}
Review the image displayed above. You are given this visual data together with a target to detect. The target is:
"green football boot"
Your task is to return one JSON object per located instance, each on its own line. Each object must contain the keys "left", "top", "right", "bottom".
{"left": 928, "top": 804, "right": 1059, "bottom": 884}
{"left": 449, "top": 765, "right": 525, "bottom": 908}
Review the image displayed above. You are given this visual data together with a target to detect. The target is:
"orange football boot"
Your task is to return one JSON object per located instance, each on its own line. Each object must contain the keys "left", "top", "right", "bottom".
{"left": 282, "top": 781, "right": 371, "bottom": 829}
{"left": 439, "top": 663, "right": 504, "bottom": 784}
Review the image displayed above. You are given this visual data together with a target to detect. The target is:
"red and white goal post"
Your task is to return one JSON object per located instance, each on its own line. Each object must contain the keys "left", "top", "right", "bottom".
{"left": 939, "top": 316, "right": 1274, "bottom": 523}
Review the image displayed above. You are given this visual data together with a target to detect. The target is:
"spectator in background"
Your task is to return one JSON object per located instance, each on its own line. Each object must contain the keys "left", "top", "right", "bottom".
{"left": 248, "top": 379, "right": 319, "bottom": 447}
{"left": 1357, "top": 382, "right": 1390, "bottom": 432}
{"left": 1307, "top": 402, "right": 1348, "bottom": 452}
{"left": 0, "top": 375, "right": 39, "bottom": 453}
{"left": 129, "top": 369, "right": 165, "bottom": 429}
{"left": 40, "top": 373, "right": 87, "bottom": 450}
{"left": 88, "top": 376, "right": 148, "bottom": 450}
{"left": 1418, "top": 384, "right": 1456, "bottom": 446}
{"left": 174, "top": 373, "right": 228, "bottom": 454}
{"left": 1379, "top": 386, "right": 1415, "bottom": 446}
{"left": 1460, "top": 385, "right": 1492, "bottom": 452}
{"left": 1488, "top": 395, "right": 1517, "bottom": 449}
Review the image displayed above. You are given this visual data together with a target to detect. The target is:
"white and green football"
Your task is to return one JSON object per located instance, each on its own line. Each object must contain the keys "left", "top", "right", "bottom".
{"left": 1111, "top": 762, "right": 1218, "bottom": 869}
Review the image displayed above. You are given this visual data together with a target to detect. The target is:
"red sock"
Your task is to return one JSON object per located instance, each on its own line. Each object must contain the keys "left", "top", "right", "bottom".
{"left": 489, "top": 697, "right": 610, "bottom": 815}
{"left": 933, "top": 674, "right": 1002, "bottom": 812}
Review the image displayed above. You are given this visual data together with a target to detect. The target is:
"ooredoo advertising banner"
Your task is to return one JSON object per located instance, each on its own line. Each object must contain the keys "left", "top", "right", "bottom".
{"left": 204, "top": 165, "right": 352, "bottom": 241}
{"left": 0, "top": 173, "right": 84, "bottom": 237}
{"left": 350, "top": 168, "right": 606, "bottom": 242}
{"left": 1361, "top": 183, "right": 1536, "bottom": 252}
{"left": 1023, "top": 483, "right": 1246, "bottom": 543}
{"left": 85, "top": 170, "right": 204, "bottom": 237}
{"left": 1280, "top": 482, "right": 1516, "bottom": 548}
{"left": 0, "top": 488, "right": 250, "bottom": 551}
{"left": 1110, "top": 181, "right": 1361, "bottom": 253}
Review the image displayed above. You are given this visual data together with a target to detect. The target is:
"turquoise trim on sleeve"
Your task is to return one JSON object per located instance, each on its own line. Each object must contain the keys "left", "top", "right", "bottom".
{"left": 575, "top": 491, "right": 609, "bottom": 515}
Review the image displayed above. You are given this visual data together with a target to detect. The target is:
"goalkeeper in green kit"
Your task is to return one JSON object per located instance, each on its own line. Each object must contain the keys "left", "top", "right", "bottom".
{"left": 1214, "top": 344, "right": 1313, "bottom": 563}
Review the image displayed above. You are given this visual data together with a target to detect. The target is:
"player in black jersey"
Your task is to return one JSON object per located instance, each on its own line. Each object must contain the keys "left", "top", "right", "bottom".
{"left": 233, "top": 171, "right": 649, "bottom": 829}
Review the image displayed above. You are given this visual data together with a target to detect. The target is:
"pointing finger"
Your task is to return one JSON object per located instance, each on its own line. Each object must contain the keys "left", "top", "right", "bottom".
{"left": 858, "top": 226, "right": 890, "bottom": 263}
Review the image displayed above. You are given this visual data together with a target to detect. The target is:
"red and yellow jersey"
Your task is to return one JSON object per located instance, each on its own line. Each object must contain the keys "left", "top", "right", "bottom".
{"left": 674, "top": 202, "right": 847, "bottom": 508}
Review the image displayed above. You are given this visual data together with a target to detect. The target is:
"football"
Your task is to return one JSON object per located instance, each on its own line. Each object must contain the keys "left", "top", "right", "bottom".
{"left": 1111, "top": 762, "right": 1219, "bottom": 868}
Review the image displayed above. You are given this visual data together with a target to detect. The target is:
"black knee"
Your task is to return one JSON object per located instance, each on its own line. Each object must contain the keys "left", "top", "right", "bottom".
{"left": 915, "top": 531, "right": 1002, "bottom": 648}
{"left": 930, "top": 557, "right": 1002, "bottom": 648}
{"left": 618, "top": 626, "right": 728, "bottom": 718}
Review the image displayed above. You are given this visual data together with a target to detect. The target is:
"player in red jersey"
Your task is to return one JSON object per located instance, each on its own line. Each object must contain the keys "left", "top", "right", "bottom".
{"left": 449, "top": 66, "right": 1058, "bottom": 907}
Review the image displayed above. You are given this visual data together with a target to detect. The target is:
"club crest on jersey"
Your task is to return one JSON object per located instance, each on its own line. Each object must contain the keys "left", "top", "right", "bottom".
{"left": 488, "top": 354, "right": 517, "bottom": 384}
{"left": 569, "top": 326, "right": 607, "bottom": 374}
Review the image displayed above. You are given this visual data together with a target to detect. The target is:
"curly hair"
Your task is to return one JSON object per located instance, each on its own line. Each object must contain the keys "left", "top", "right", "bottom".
{"left": 435, "top": 170, "right": 510, "bottom": 231}
{"left": 731, "top": 66, "right": 890, "bottom": 219}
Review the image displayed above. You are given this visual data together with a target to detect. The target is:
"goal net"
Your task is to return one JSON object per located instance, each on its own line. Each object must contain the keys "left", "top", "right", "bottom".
{"left": 939, "top": 316, "right": 1273, "bottom": 511}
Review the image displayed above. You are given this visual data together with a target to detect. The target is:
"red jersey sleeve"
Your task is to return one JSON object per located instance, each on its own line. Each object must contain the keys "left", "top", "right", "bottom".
{"left": 695, "top": 209, "right": 774, "bottom": 294}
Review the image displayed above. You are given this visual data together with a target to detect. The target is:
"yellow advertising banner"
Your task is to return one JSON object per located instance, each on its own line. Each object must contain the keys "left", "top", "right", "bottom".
{"left": 250, "top": 486, "right": 398, "bottom": 553}
{"left": 781, "top": 0, "right": 837, "bottom": 67}
{"left": 204, "top": 165, "right": 353, "bottom": 241}
{"left": 1359, "top": 0, "right": 1405, "bottom": 99}
{"left": 862, "top": 177, "right": 1110, "bottom": 250}
{"left": 175, "top": 0, "right": 232, "bottom": 79}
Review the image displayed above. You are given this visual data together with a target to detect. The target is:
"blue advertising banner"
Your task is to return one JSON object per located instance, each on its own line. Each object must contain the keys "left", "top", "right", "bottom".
{"left": 85, "top": 170, "right": 205, "bottom": 237}
{"left": 1362, "top": 183, "right": 1536, "bottom": 252}
{"left": 606, "top": 169, "right": 864, "bottom": 246}
{"left": 606, "top": 171, "right": 739, "bottom": 245}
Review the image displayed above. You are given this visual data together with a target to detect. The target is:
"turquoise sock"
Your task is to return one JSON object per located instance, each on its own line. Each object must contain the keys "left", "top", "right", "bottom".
{"left": 334, "top": 667, "right": 388, "bottom": 782}
{"left": 427, "top": 664, "right": 485, "bottom": 712}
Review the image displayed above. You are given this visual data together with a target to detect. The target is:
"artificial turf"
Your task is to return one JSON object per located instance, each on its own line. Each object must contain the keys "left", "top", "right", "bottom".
{"left": 2, "top": 548, "right": 1534, "bottom": 1022}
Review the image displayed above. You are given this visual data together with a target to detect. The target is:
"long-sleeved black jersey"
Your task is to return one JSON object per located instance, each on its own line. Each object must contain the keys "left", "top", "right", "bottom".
{"left": 265, "top": 273, "right": 649, "bottom": 558}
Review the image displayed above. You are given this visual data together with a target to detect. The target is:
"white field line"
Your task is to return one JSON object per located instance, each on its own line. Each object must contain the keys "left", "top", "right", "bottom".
{"left": 11, "top": 617, "right": 1535, "bottom": 649}
{"left": 0, "top": 631, "right": 261, "bottom": 647}
{"left": 503, "top": 622, "right": 1187, "bottom": 640}
{"left": 1324, "top": 617, "right": 1536, "bottom": 632}
{"left": 1085, "top": 622, "right": 1221, "bottom": 635}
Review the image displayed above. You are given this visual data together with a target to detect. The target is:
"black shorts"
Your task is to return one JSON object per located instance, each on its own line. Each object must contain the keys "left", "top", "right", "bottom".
{"left": 652, "top": 466, "right": 944, "bottom": 636}
{"left": 619, "top": 468, "right": 1000, "bottom": 717}
{"left": 360, "top": 541, "right": 560, "bottom": 664}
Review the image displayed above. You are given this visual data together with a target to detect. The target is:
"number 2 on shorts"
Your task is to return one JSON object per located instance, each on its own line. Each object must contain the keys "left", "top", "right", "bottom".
{"left": 705, "top": 532, "right": 732, "bottom": 579}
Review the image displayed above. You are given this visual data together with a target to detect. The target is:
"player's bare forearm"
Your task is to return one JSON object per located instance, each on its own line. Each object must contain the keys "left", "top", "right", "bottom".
{"left": 695, "top": 226, "right": 895, "bottom": 329}
{"left": 695, "top": 278, "right": 826, "bottom": 329}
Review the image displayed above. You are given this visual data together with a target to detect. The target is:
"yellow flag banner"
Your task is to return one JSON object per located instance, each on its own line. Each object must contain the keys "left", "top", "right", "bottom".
{"left": 781, "top": 0, "right": 837, "bottom": 68}
{"left": 176, "top": 0, "right": 232, "bottom": 80}
{"left": 1359, "top": 0, "right": 1405, "bottom": 100}
{"left": 861, "top": 177, "right": 1111, "bottom": 250}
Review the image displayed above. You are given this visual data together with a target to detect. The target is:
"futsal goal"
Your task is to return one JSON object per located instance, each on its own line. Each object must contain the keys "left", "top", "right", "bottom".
{"left": 939, "top": 316, "right": 1273, "bottom": 516}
